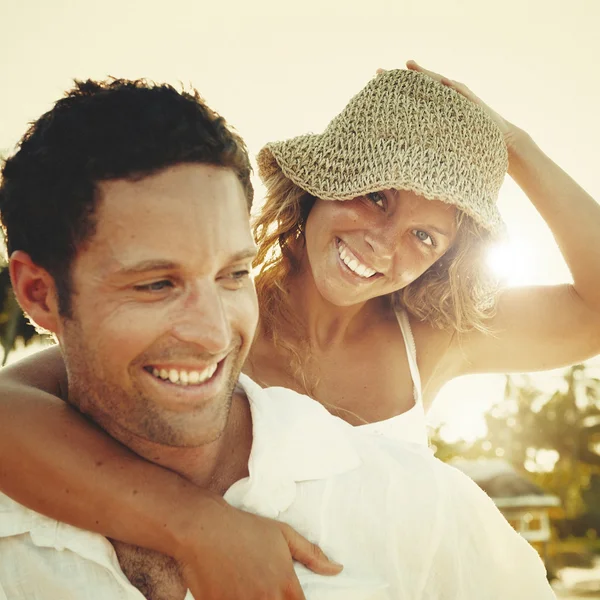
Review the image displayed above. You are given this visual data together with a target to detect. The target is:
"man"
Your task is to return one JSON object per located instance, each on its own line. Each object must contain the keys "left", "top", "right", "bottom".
{"left": 0, "top": 78, "right": 555, "bottom": 599}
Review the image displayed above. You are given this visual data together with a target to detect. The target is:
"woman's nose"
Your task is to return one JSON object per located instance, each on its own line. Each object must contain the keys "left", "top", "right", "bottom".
{"left": 364, "top": 220, "right": 403, "bottom": 261}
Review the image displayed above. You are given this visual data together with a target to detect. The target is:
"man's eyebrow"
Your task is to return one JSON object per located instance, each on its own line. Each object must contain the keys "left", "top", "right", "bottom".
{"left": 115, "top": 249, "right": 257, "bottom": 276}
{"left": 115, "top": 260, "right": 180, "bottom": 276}
{"left": 228, "top": 247, "right": 258, "bottom": 262}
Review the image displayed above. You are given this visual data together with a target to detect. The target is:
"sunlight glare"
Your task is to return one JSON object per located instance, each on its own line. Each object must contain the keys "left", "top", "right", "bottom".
{"left": 486, "top": 240, "right": 534, "bottom": 286}
{"left": 438, "top": 412, "right": 488, "bottom": 444}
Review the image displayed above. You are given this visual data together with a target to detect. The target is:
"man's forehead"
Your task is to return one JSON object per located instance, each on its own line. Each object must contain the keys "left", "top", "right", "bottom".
{"left": 87, "top": 164, "right": 254, "bottom": 269}
{"left": 95, "top": 164, "right": 249, "bottom": 228}
{"left": 96, "top": 163, "right": 247, "bottom": 214}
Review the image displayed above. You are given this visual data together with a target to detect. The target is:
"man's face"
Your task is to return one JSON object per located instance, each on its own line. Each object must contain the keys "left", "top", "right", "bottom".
{"left": 57, "top": 163, "right": 258, "bottom": 448}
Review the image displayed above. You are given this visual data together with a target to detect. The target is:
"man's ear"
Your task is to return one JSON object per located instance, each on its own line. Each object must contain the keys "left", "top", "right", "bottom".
{"left": 9, "top": 250, "right": 61, "bottom": 334}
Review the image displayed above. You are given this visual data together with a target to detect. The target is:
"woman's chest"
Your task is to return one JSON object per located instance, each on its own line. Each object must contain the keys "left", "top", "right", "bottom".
{"left": 312, "top": 352, "right": 416, "bottom": 425}
{"left": 247, "top": 330, "right": 416, "bottom": 425}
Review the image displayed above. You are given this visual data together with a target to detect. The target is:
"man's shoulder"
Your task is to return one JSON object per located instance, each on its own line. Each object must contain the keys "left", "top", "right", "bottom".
{"left": 0, "top": 491, "right": 37, "bottom": 543}
{"left": 0, "top": 491, "right": 124, "bottom": 579}
{"left": 0, "top": 492, "right": 149, "bottom": 599}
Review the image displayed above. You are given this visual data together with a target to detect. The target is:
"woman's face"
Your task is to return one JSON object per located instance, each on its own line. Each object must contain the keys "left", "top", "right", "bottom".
{"left": 303, "top": 189, "right": 458, "bottom": 307}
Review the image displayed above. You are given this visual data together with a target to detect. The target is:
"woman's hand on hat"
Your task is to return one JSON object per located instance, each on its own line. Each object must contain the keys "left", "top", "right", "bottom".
{"left": 405, "top": 61, "right": 511, "bottom": 133}
{"left": 379, "top": 61, "right": 523, "bottom": 150}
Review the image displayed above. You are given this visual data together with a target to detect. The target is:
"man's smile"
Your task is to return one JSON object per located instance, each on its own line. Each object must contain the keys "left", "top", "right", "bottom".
{"left": 138, "top": 357, "right": 230, "bottom": 411}
{"left": 145, "top": 363, "right": 219, "bottom": 386}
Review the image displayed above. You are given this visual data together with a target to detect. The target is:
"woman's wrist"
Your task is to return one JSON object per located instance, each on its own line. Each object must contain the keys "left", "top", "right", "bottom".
{"left": 157, "top": 486, "right": 231, "bottom": 560}
{"left": 505, "top": 127, "right": 540, "bottom": 177}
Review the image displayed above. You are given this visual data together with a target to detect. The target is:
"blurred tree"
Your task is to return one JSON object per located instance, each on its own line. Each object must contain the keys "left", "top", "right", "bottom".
{"left": 0, "top": 149, "right": 39, "bottom": 364}
{"left": 0, "top": 265, "right": 38, "bottom": 365}
{"left": 433, "top": 364, "right": 600, "bottom": 521}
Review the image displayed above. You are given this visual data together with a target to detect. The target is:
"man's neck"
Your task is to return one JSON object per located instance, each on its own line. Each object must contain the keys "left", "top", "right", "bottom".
{"left": 90, "top": 389, "right": 253, "bottom": 495}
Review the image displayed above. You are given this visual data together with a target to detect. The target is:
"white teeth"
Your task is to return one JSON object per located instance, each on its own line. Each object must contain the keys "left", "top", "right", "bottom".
{"left": 337, "top": 242, "right": 377, "bottom": 279}
{"left": 199, "top": 363, "right": 218, "bottom": 382}
{"left": 149, "top": 364, "right": 218, "bottom": 386}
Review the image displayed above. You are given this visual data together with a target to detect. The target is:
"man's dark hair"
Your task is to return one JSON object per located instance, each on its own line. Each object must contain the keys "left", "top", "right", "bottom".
{"left": 0, "top": 78, "right": 253, "bottom": 316}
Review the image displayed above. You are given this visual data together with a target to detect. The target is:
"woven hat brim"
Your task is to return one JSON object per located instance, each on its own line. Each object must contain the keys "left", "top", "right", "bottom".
{"left": 258, "top": 135, "right": 506, "bottom": 236}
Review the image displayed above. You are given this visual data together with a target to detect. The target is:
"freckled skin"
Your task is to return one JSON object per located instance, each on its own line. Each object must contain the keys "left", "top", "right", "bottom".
{"left": 304, "top": 190, "right": 458, "bottom": 307}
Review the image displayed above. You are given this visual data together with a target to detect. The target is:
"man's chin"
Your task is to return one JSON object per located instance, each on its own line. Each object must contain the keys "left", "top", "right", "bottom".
{"left": 128, "top": 355, "right": 243, "bottom": 447}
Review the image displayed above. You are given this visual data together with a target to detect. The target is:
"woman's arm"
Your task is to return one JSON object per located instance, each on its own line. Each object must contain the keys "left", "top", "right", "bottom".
{"left": 458, "top": 131, "right": 600, "bottom": 374}
{"left": 406, "top": 61, "right": 600, "bottom": 376}
{"left": 0, "top": 346, "right": 341, "bottom": 599}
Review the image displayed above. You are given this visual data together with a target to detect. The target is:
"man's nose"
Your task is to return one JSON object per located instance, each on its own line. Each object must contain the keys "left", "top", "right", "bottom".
{"left": 170, "top": 281, "right": 232, "bottom": 355}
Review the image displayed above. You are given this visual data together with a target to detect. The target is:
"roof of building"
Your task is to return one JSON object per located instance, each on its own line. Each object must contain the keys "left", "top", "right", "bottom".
{"left": 451, "top": 458, "right": 560, "bottom": 505}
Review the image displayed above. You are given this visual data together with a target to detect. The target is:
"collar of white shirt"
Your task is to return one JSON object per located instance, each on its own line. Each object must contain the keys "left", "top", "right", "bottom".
{"left": 224, "top": 374, "right": 362, "bottom": 518}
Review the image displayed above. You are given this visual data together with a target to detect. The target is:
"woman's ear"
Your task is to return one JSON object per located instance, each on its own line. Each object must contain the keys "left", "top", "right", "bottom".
{"left": 9, "top": 250, "right": 61, "bottom": 334}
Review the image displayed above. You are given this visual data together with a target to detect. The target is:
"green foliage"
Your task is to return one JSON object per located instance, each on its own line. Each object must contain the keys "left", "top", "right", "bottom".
{"left": 0, "top": 266, "right": 38, "bottom": 365}
{"left": 0, "top": 149, "right": 39, "bottom": 362}
{"left": 433, "top": 364, "right": 600, "bottom": 527}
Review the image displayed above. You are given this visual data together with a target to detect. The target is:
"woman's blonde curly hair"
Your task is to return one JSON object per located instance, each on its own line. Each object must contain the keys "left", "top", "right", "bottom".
{"left": 253, "top": 170, "right": 501, "bottom": 392}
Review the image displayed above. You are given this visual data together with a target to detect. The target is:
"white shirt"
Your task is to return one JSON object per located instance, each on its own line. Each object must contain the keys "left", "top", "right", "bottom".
{"left": 0, "top": 375, "right": 555, "bottom": 599}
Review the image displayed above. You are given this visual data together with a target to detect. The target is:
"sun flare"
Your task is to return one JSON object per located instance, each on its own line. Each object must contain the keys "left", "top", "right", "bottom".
{"left": 486, "top": 240, "right": 534, "bottom": 286}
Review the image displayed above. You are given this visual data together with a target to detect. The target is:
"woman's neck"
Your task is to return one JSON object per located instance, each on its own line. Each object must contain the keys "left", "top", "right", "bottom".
{"left": 288, "top": 252, "right": 386, "bottom": 351}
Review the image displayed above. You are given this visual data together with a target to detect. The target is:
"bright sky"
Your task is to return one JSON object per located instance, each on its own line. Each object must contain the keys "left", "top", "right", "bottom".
{"left": 1, "top": 0, "right": 599, "bottom": 440}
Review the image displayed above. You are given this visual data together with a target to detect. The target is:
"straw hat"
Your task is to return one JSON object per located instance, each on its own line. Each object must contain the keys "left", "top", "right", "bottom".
{"left": 257, "top": 69, "right": 508, "bottom": 234}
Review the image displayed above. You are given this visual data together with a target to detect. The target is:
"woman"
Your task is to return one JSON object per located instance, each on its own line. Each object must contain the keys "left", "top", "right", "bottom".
{"left": 1, "top": 61, "right": 599, "bottom": 597}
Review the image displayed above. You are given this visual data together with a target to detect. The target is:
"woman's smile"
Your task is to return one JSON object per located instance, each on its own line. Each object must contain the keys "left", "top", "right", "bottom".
{"left": 335, "top": 238, "right": 383, "bottom": 282}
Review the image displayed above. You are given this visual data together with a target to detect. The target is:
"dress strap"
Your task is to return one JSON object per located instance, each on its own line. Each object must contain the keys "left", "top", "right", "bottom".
{"left": 394, "top": 309, "right": 423, "bottom": 405}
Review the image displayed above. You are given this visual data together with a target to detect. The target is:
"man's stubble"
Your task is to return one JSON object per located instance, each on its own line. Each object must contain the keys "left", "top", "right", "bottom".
{"left": 60, "top": 317, "right": 245, "bottom": 449}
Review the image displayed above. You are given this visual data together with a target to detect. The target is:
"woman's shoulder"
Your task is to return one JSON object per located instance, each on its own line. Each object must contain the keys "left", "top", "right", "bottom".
{"left": 403, "top": 313, "right": 460, "bottom": 404}
{"left": 409, "top": 315, "right": 454, "bottom": 353}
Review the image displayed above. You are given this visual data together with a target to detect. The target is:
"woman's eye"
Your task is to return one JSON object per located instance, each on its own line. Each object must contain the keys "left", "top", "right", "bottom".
{"left": 413, "top": 230, "right": 435, "bottom": 247}
{"left": 366, "top": 192, "right": 386, "bottom": 209}
{"left": 135, "top": 280, "right": 173, "bottom": 292}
